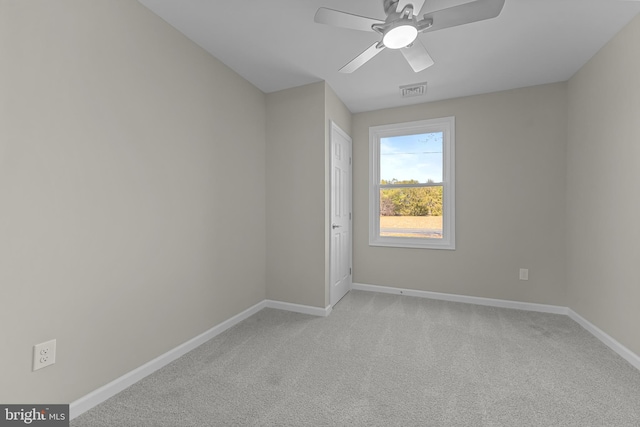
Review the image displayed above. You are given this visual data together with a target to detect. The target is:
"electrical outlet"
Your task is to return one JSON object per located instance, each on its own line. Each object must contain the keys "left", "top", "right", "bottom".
{"left": 519, "top": 268, "right": 529, "bottom": 281}
{"left": 33, "top": 339, "right": 56, "bottom": 371}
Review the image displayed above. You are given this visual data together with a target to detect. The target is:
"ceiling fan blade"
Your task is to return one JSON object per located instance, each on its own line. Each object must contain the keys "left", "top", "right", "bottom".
{"left": 400, "top": 40, "right": 435, "bottom": 72}
{"left": 411, "top": 0, "right": 427, "bottom": 16}
{"left": 314, "top": 8, "right": 383, "bottom": 32}
{"left": 420, "top": 0, "right": 506, "bottom": 33}
{"left": 340, "top": 43, "right": 386, "bottom": 73}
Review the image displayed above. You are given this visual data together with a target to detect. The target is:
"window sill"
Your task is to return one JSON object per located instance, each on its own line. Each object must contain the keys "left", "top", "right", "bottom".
{"left": 369, "top": 237, "right": 455, "bottom": 250}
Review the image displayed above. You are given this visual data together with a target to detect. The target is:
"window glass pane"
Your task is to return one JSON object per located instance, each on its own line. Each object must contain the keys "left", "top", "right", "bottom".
{"left": 380, "top": 132, "right": 443, "bottom": 184}
{"left": 379, "top": 187, "right": 443, "bottom": 239}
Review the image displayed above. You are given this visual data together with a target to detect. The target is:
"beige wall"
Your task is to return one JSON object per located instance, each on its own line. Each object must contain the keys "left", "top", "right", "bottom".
{"left": 266, "top": 82, "right": 326, "bottom": 307}
{"left": 567, "top": 15, "right": 640, "bottom": 356}
{"left": 352, "top": 83, "right": 568, "bottom": 305}
{"left": 266, "top": 82, "right": 352, "bottom": 309}
{"left": 0, "top": 1, "right": 266, "bottom": 403}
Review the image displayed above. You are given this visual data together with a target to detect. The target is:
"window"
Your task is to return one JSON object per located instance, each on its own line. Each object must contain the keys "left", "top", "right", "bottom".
{"left": 369, "top": 117, "right": 455, "bottom": 249}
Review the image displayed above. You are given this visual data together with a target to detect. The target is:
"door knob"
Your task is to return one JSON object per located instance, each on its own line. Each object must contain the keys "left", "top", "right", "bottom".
{"left": 332, "top": 224, "right": 341, "bottom": 229}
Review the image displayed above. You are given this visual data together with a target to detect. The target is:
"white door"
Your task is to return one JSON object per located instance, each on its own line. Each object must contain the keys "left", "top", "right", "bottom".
{"left": 330, "top": 121, "right": 352, "bottom": 307}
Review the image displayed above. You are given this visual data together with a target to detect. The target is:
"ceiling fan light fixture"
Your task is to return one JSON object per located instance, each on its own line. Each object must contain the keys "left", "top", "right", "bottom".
{"left": 382, "top": 22, "right": 418, "bottom": 49}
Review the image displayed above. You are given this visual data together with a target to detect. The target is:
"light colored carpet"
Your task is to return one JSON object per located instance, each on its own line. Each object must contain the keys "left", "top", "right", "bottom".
{"left": 71, "top": 290, "right": 640, "bottom": 426}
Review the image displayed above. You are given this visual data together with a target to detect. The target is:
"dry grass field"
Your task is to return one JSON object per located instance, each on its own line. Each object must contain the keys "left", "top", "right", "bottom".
{"left": 380, "top": 215, "right": 443, "bottom": 238}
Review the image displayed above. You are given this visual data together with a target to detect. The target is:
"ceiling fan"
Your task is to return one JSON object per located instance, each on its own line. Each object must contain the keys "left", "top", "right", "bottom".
{"left": 314, "top": 0, "right": 506, "bottom": 73}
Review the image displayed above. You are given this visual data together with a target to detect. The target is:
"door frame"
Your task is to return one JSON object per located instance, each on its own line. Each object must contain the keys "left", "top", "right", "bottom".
{"left": 329, "top": 120, "right": 353, "bottom": 307}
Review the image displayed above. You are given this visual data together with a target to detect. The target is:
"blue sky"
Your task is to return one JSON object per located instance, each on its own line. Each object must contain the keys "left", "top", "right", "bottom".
{"left": 380, "top": 132, "right": 443, "bottom": 183}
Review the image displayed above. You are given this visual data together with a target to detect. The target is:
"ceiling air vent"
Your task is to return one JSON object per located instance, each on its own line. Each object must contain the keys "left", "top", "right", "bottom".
{"left": 400, "top": 82, "right": 427, "bottom": 98}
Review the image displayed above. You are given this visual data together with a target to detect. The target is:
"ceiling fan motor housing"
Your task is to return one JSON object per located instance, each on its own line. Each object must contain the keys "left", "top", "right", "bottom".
{"left": 374, "top": 1, "right": 420, "bottom": 49}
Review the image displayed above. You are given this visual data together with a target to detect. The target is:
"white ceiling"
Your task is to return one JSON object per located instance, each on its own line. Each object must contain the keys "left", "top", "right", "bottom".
{"left": 138, "top": 0, "right": 640, "bottom": 113}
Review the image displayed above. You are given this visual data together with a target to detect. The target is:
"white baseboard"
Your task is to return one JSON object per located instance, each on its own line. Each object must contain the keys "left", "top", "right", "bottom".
{"left": 70, "top": 298, "right": 328, "bottom": 419}
{"left": 265, "top": 299, "right": 332, "bottom": 317}
{"left": 352, "top": 283, "right": 568, "bottom": 314}
{"left": 567, "top": 309, "right": 640, "bottom": 371}
{"left": 353, "top": 282, "right": 640, "bottom": 372}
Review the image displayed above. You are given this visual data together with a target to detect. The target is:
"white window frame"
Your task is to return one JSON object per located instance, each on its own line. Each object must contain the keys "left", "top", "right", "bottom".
{"left": 369, "top": 116, "right": 455, "bottom": 250}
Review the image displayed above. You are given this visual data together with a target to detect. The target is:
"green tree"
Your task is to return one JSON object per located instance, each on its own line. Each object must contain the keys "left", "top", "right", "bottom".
{"left": 380, "top": 179, "right": 442, "bottom": 216}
